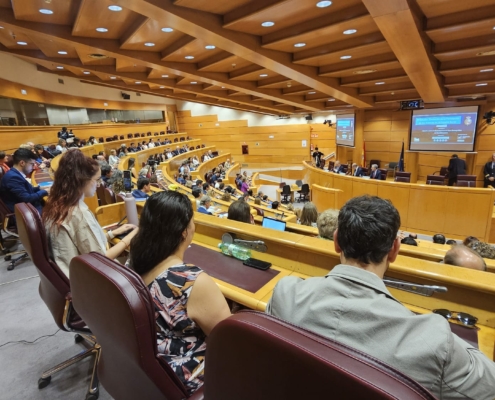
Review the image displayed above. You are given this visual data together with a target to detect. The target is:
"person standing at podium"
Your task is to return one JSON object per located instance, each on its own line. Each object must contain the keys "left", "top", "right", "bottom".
{"left": 312, "top": 147, "right": 324, "bottom": 168}
{"left": 483, "top": 153, "right": 495, "bottom": 188}
{"left": 447, "top": 154, "right": 466, "bottom": 186}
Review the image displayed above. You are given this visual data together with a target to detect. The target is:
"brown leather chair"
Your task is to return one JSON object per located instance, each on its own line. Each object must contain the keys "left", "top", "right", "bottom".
{"left": 14, "top": 203, "right": 100, "bottom": 398}
{"left": 0, "top": 198, "right": 28, "bottom": 270}
{"left": 370, "top": 159, "right": 381, "bottom": 168}
{"left": 281, "top": 185, "right": 291, "bottom": 203}
{"left": 253, "top": 207, "right": 264, "bottom": 216}
{"left": 205, "top": 311, "right": 436, "bottom": 400}
{"left": 96, "top": 184, "right": 107, "bottom": 206}
{"left": 104, "top": 187, "right": 116, "bottom": 204}
{"left": 134, "top": 133, "right": 140, "bottom": 138}
{"left": 379, "top": 168, "right": 388, "bottom": 180}
{"left": 115, "top": 193, "right": 125, "bottom": 203}
{"left": 426, "top": 175, "right": 446, "bottom": 185}
{"left": 69, "top": 253, "right": 204, "bottom": 400}
{"left": 395, "top": 171, "right": 411, "bottom": 183}
{"left": 127, "top": 133, "right": 133, "bottom": 139}
{"left": 98, "top": 137, "right": 104, "bottom": 143}
{"left": 297, "top": 183, "right": 310, "bottom": 202}
{"left": 456, "top": 174, "right": 476, "bottom": 187}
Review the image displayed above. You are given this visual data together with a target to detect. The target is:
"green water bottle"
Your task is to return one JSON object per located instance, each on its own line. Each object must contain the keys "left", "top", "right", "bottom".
{"left": 218, "top": 243, "right": 252, "bottom": 261}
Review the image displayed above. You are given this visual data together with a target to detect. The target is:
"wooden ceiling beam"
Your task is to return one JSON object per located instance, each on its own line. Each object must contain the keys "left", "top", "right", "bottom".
{"left": 0, "top": 8, "right": 320, "bottom": 111}
{"left": 448, "top": 85, "right": 495, "bottom": 98}
{"left": 374, "top": 91, "right": 420, "bottom": 103}
{"left": 160, "top": 35, "right": 196, "bottom": 60}
{"left": 257, "top": 76, "right": 292, "bottom": 89}
{"left": 111, "top": 0, "right": 373, "bottom": 107}
{"left": 223, "top": 0, "right": 288, "bottom": 28}
{"left": 229, "top": 64, "right": 264, "bottom": 79}
{"left": 120, "top": 15, "right": 149, "bottom": 47}
{"left": 440, "top": 55, "right": 495, "bottom": 75}
{"left": 426, "top": 5, "right": 495, "bottom": 32}
{"left": 318, "top": 53, "right": 398, "bottom": 76}
{"left": 362, "top": 0, "right": 445, "bottom": 103}
{"left": 197, "top": 52, "right": 235, "bottom": 71}
{"left": 359, "top": 81, "right": 416, "bottom": 96}
{"left": 340, "top": 68, "right": 407, "bottom": 86}
{"left": 434, "top": 34, "right": 495, "bottom": 57}
{"left": 444, "top": 73, "right": 495, "bottom": 87}
{"left": 282, "top": 85, "right": 312, "bottom": 95}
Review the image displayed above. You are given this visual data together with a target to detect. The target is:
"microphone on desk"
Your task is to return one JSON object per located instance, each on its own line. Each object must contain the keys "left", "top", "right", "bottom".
{"left": 383, "top": 276, "right": 448, "bottom": 297}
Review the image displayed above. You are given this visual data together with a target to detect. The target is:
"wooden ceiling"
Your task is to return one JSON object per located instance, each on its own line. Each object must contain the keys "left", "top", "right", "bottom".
{"left": 1, "top": 0, "right": 495, "bottom": 115}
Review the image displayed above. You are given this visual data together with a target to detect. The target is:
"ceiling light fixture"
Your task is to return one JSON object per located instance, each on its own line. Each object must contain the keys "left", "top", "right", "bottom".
{"left": 294, "top": 43, "right": 306, "bottom": 47}
{"left": 17, "top": 41, "right": 27, "bottom": 46}
{"left": 185, "top": 55, "right": 194, "bottom": 59}
{"left": 316, "top": 1, "right": 332, "bottom": 8}
{"left": 162, "top": 74, "right": 169, "bottom": 78}
{"left": 135, "top": 81, "right": 141, "bottom": 84}
{"left": 476, "top": 83, "right": 488, "bottom": 86}
{"left": 343, "top": 29, "right": 357, "bottom": 35}
{"left": 159, "top": 86, "right": 165, "bottom": 88}
{"left": 221, "top": 86, "right": 225, "bottom": 88}
{"left": 110, "top": 76, "right": 117, "bottom": 79}
{"left": 56, "top": 66, "right": 64, "bottom": 69}
{"left": 259, "top": 74, "right": 268, "bottom": 77}
{"left": 261, "top": 21, "right": 275, "bottom": 27}
{"left": 481, "top": 68, "right": 494, "bottom": 72}
{"left": 340, "top": 55, "right": 352, "bottom": 59}
{"left": 39, "top": 9, "right": 53, "bottom": 14}
{"left": 144, "top": 42, "right": 155, "bottom": 47}
{"left": 108, "top": 5, "right": 122, "bottom": 11}
{"left": 191, "top": 81, "right": 197, "bottom": 84}
{"left": 308, "top": 91, "right": 316, "bottom": 94}
{"left": 96, "top": 27, "right": 108, "bottom": 32}
{"left": 83, "top": 71, "right": 90, "bottom": 74}
{"left": 375, "top": 82, "right": 385, "bottom": 85}
{"left": 0, "top": 26, "right": 4, "bottom": 29}
{"left": 58, "top": 51, "right": 67, "bottom": 55}
{"left": 476, "top": 50, "right": 495, "bottom": 56}
{"left": 328, "top": 98, "right": 335, "bottom": 101}
{"left": 205, "top": 45, "right": 216, "bottom": 49}
{"left": 353, "top": 69, "right": 377, "bottom": 75}
{"left": 161, "top": 27, "right": 174, "bottom": 32}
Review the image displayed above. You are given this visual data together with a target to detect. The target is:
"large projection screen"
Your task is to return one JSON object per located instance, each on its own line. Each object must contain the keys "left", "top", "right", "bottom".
{"left": 409, "top": 106, "right": 479, "bottom": 152}
{"left": 336, "top": 114, "right": 355, "bottom": 147}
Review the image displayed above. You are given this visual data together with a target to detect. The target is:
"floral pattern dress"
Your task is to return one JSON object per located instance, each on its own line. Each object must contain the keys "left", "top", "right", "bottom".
{"left": 147, "top": 263, "right": 206, "bottom": 395}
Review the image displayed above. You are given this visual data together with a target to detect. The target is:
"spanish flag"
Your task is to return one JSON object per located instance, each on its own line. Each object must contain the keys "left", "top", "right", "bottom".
{"left": 362, "top": 140, "right": 366, "bottom": 168}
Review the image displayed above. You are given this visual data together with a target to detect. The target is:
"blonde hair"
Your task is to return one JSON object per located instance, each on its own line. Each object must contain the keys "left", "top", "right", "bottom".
{"left": 317, "top": 209, "right": 339, "bottom": 240}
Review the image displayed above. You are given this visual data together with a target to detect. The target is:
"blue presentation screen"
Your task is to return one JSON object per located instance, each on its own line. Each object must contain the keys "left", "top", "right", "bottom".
{"left": 336, "top": 114, "right": 355, "bottom": 147}
{"left": 410, "top": 106, "right": 479, "bottom": 151}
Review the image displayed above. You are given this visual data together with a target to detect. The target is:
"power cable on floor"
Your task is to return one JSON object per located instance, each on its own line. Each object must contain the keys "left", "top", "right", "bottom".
{"left": 0, "top": 329, "right": 61, "bottom": 349}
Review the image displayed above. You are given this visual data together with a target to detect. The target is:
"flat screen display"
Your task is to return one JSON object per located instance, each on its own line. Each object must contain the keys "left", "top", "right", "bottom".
{"left": 409, "top": 106, "right": 479, "bottom": 151}
{"left": 262, "top": 217, "right": 286, "bottom": 232}
{"left": 336, "top": 114, "right": 356, "bottom": 147}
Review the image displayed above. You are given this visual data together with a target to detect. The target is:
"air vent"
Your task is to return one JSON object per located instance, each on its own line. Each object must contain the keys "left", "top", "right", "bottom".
{"left": 136, "top": 92, "right": 141, "bottom": 96}
{"left": 58, "top": 78, "right": 64, "bottom": 84}
{"left": 88, "top": 53, "right": 108, "bottom": 59}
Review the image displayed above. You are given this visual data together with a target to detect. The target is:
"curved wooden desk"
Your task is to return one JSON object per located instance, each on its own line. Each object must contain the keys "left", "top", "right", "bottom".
{"left": 193, "top": 153, "right": 231, "bottom": 180}
{"left": 303, "top": 162, "right": 495, "bottom": 241}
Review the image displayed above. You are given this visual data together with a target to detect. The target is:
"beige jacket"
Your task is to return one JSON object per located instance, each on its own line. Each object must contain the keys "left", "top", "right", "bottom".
{"left": 47, "top": 200, "right": 107, "bottom": 277}
{"left": 266, "top": 264, "right": 495, "bottom": 400}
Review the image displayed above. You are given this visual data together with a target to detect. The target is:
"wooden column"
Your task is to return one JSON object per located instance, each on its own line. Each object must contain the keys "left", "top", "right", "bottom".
{"left": 405, "top": 151, "right": 419, "bottom": 183}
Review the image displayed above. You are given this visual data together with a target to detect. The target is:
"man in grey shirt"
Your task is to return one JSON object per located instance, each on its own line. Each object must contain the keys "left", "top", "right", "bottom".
{"left": 267, "top": 195, "right": 495, "bottom": 400}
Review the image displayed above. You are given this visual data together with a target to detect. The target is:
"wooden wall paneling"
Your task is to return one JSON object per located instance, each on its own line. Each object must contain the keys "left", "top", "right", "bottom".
{"left": 406, "top": 185, "right": 447, "bottom": 233}
{"left": 311, "top": 185, "right": 342, "bottom": 212}
{"left": 377, "top": 183, "right": 411, "bottom": 226}
{"left": 351, "top": 178, "right": 378, "bottom": 198}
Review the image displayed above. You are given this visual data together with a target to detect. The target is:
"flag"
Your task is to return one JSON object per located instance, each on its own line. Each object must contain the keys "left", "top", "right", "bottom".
{"left": 398, "top": 142, "right": 405, "bottom": 172}
{"left": 361, "top": 140, "right": 366, "bottom": 168}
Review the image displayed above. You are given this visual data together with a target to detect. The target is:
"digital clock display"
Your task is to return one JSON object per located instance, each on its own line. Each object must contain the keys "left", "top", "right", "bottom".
{"left": 401, "top": 100, "right": 424, "bottom": 110}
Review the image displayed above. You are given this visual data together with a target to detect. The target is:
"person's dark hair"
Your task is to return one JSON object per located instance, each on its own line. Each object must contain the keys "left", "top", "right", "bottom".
{"left": 408, "top": 233, "right": 417, "bottom": 239}
{"left": 433, "top": 234, "right": 446, "bottom": 244}
{"left": 463, "top": 236, "right": 478, "bottom": 246}
{"left": 452, "top": 154, "right": 458, "bottom": 158}
{"left": 446, "top": 239, "right": 457, "bottom": 245}
{"left": 228, "top": 200, "right": 251, "bottom": 223}
{"left": 262, "top": 195, "right": 268, "bottom": 201}
{"left": 98, "top": 151, "right": 104, "bottom": 156}
{"left": 202, "top": 182, "right": 209, "bottom": 191}
{"left": 43, "top": 151, "right": 100, "bottom": 229}
{"left": 192, "top": 187, "right": 201, "bottom": 199}
{"left": 401, "top": 237, "right": 418, "bottom": 246}
{"left": 337, "top": 195, "right": 400, "bottom": 264}
{"left": 34, "top": 144, "right": 44, "bottom": 152}
{"left": 0, "top": 151, "right": 6, "bottom": 160}
{"left": 271, "top": 201, "right": 279, "bottom": 210}
{"left": 13, "top": 148, "right": 37, "bottom": 165}
{"left": 247, "top": 189, "right": 253, "bottom": 197}
{"left": 196, "top": 179, "right": 203, "bottom": 186}
{"left": 130, "top": 192, "right": 193, "bottom": 274}
{"left": 101, "top": 164, "right": 112, "bottom": 177}
{"left": 89, "top": 136, "right": 95, "bottom": 141}
{"left": 128, "top": 158, "right": 135, "bottom": 169}
{"left": 92, "top": 154, "right": 98, "bottom": 160}
{"left": 137, "top": 178, "right": 150, "bottom": 190}
{"left": 219, "top": 182, "right": 225, "bottom": 190}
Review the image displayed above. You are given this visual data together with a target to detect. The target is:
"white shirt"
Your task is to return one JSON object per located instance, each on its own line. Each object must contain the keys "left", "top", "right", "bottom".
{"left": 148, "top": 142, "right": 155, "bottom": 148}
{"left": 56, "top": 145, "right": 67, "bottom": 153}
{"left": 108, "top": 155, "right": 119, "bottom": 167}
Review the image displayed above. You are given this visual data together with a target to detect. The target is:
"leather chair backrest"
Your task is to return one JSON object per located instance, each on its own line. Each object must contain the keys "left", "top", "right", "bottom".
{"left": 96, "top": 185, "right": 107, "bottom": 206}
{"left": 379, "top": 169, "right": 387, "bottom": 180}
{"left": 395, "top": 171, "right": 411, "bottom": 178}
{"left": 395, "top": 176, "right": 410, "bottom": 183}
{"left": 205, "top": 311, "right": 436, "bottom": 400}
{"left": 253, "top": 207, "right": 264, "bottom": 216}
{"left": 104, "top": 188, "right": 116, "bottom": 204}
{"left": 69, "top": 253, "right": 190, "bottom": 400}
{"left": 282, "top": 185, "right": 291, "bottom": 194}
{"left": 300, "top": 183, "right": 310, "bottom": 193}
{"left": 426, "top": 175, "right": 445, "bottom": 185}
{"left": 99, "top": 137, "right": 104, "bottom": 143}
{"left": 134, "top": 133, "right": 140, "bottom": 138}
{"left": 457, "top": 174, "right": 476, "bottom": 182}
{"left": 128, "top": 133, "right": 133, "bottom": 138}
{"left": 439, "top": 166, "right": 448, "bottom": 176}
{"left": 14, "top": 203, "right": 71, "bottom": 330}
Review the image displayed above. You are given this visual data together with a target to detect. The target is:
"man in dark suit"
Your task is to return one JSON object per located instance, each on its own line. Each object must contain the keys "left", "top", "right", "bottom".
{"left": 370, "top": 164, "right": 381, "bottom": 180}
{"left": 312, "top": 147, "right": 324, "bottom": 168}
{"left": 351, "top": 163, "right": 364, "bottom": 177}
{"left": 0, "top": 148, "right": 48, "bottom": 214}
{"left": 484, "top": 153, "right": 495, "bottom": 188}
{"left": 447, "top": 154, "right": 466, "bottom": 186}
{"left": 332, "top": 161, "right": 345, "bottom": 174}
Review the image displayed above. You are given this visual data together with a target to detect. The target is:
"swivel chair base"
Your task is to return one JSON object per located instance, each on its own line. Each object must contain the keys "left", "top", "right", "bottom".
{"left": 38, "top": 334, "right": 101, "bottom": 400}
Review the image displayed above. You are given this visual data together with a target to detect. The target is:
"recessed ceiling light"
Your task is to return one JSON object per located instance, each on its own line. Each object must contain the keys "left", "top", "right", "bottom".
{"left": 161, "top": 27, "right": 174, "bottom": 32}
{"left": 159, "top": 86, "right": 165, "bottom": 88}
{"left": 259, "top": 74, "right": 268, "bottom": 77}
{"left": 476, "top": 83, "right": 488, "bottom": 86}
{"left": 83, "top": 71, "right": 90, "bottom": 74}
{"left": 108, "top": 5, "right": 122, "bottom": 11}
{"left": 185, "top": 56, "right": 194, "bottom": 59}
{"left": 353, "top": 69, "right": 377, "bottom": 75}
{"left": 308, "top": 91, "right": 316, "bottom": 94}
{"left": 161, "top": 74, "right": 169, "bottom": 78}
{"left": 96, "top": 27, "right": 108, "bottom": 32}
{"left": 17, "top": 41, "right": 27, "bottom": 46}
{"left": 294, "top": 43, "right": 306, "bottom": 48}
{"left": 39, "top": 9, "right": 53, "bottom": 14}
{"left": 56, "top": 66, "right": 64, "bottom": 69}
{"left": 0, "top": 26, "right": 4, "bottom": 29}
{"left": 328, "top": 98, "right": 335, "bottom": 101}
{"left": 144, "top": 42, "right": 155, "bottom": 47}
{"left": 191, "top": 81, "right": 197, "bottom": 84}
{"left": 477, "top": 50, "right": 495, "bottom": 56}
{"left": 340, "top": 55, "right": 352, "bottom": 59}
{"left": 261, "top": 21, "right": 275, "bottom": 27}
{"left": 343, "top": 29, "right": 357, "bottom": 35}
{"left": 316, "top": 1, "right": 332, "bottom": 8}
{"left": 110, "top": 76, "right": 117, "bottom": 79}
{"left": 375, "top": 82, "right": 385, "bottom": 85}
{"left": 205, "top": 45, "right": 216, "bottom": 50}
{"left": 58, "top": 51, "right": 67, "bottom": 55}
{"left": 480, "top": 68, "right": 494, "bottom": 72}
{"left": 135, "top": 81, "right": 141, "bottom": 84}
{"left": 221, "top": 86, "right": 225, "bottom": 88}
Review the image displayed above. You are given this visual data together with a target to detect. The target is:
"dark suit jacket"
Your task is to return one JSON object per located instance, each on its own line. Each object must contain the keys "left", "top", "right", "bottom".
{"left": 447, "top": 158, "right": 466, "bottom": 178}
{"left": 484, "top": 161, "right": 495, "bottom": 186}
{"left": 0, "top": 168, "right": 47, "bottom": 214}
{"left": 370, "top": 169, "right": 382, "bottom": 180}
{"left": 354, "top": 167, "right": 364, "bottom": 177}
{"left": 332, "top": 165, "right": 345, "bottom": 174}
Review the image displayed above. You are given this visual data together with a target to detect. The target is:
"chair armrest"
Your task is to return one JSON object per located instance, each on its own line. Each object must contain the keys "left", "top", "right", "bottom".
{"left": 188, "top": 387, "right": 204, "bottom": 400}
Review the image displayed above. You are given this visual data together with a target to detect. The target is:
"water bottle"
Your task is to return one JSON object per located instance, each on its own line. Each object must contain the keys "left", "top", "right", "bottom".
{"left": 124, "top": 193, "right": 139, "bottom": 226}
{"left": 218, "top": 243, "right": 251, "bottom": 261}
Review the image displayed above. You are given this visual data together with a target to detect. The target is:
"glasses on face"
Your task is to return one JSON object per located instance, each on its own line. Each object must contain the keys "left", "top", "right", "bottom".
{"left": 433, "top": 309, "right": 478, "bottom": 327}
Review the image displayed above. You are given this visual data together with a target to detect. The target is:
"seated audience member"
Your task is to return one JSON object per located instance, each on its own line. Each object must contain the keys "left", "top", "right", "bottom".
{"left": 57, "top": 126, "right": 74, "bottom": 141}
{"left": 132, "top": 178, "right": 151, "bottom": 200}
{"left": 0, "top": 151, "right": 10, "bottom": 174}
{"left": 271, "top": 201, "right": 279, "bottom": 210}
{"left": 316, "top": 209, "right": 338, "bottom": 240}
{"left": 332, "top": 161, "right": 345, "bottom": 174}
{"left": 118, "top": 146, "right": 128, "bottom": 158}
{"left": 408, "top": 233, "right": 418, "bottom": 239}
{"left": 43, "top": 151, "right": 137, "bottom": 277}
{"left": 227, "top": 200, "right": 253, "bottom": 224}
{"left": 100, "top": 164, "right": 113, "bottom": 185}
{"left": 87, "top": 136, "right": 97, "bottom": 146}
{"left": 202, "top": 182, "right": 210, "bottom": 194}
{"left": 69, "top": 138, "right": 82, "bottom": 148}
{"left": 224, "top": 158, "right": 231, "bottom": 169}
{"left": 177, "top": 174, "right": 186, "bottom": 185}
{"left": 127, "top": 158, "right": 137, "bottom": 178}
{"left": 55, "top": 139, "right": 67, "bottom": 154}
{"left": 0, "top": 148, "right": 48, "bottom": 214}
{"left": 108, "top": 170, "right": 126, "bottom": 195}
{"left": 266, "top": 195, "right": 495, "bottom": 399}
{"left": 299, "top": 202, "right": 318, "bottom": 227}
{"left": 254, "top": 197, "right": 261, "bottom": 206}
{"left": 446, "top": 239, "right": 457, "bottom": 245}
{"left": 96, "top": 155, "right": 106, "bottom": 166}
{"left": 192, "top": 187, "right": 202, "bottom": 208}
{"left": 444, "top": 244, "right": 487, "bottom": 271}
{"left": 34, "top": 144, "right": 48, "bottom": 163}
{"left": 128, "top": 143, "right": 137, "bottom": 152}
{"left": 370, "top": 164, "right": 381, "bottom": 179}
{"left": 197, "top": 196, "right": 213, "bottom": 215}
{"left": 108, "top": 149, "right": 119, "bottom": 168}
{"left": 129, "top": 191, "right": 230, "bottom": 394}
{"left": 241, "top": 192, "right": 250, "bottom": 202}
{"left": 463, "top": 236, "right": 478, "bottom": 246}
{"left": 433, "top": 233, "right": 446, "bottom": 244}
{"left": 98, "top": 150, "right": 106, "bottom": 159}
{"left": 466, "top": 239, "right": 495, "bottom": 260}
{"left": 351, "top": 163, "right": 363, "bottom": 177}
{"left": 401, "top": 237, "right": 418, "bottom": 246}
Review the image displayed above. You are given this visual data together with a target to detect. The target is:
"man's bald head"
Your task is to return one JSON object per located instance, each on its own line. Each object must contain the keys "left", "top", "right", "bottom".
{"left": 444, "top": 244, "right": 486, "bottom": 271}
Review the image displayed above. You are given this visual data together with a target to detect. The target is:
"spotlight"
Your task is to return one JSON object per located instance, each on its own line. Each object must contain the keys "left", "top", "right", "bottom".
{"left": 323, "top": 119, "right": 333, "bottom": 127}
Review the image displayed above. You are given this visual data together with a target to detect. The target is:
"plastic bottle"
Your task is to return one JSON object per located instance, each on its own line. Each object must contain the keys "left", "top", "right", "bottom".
{"left": 218, "top": 243, "right": 251, "bottom": 261}
{"left": 124, "top": 193, "right": 139, "bottom": 226}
